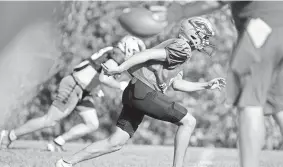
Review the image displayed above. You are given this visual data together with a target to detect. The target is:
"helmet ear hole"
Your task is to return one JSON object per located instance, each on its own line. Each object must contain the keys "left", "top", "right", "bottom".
{"left": 190, "top": 35, "right": 196, "bottom": 40}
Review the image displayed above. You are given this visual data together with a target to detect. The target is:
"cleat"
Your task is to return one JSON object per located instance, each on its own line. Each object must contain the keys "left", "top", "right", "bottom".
{"left": 55, "top": 159, "right": 72, "bottom": 167}
{"left": 47, "top": 141, "right": 65, "bottom": 152}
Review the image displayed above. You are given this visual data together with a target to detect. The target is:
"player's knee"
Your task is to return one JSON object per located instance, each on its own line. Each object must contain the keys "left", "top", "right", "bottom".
{"left": 86, "top": 119, "right": 99, "bottom": 131}
{"left": 180, "top": 113, "right": 196, "bottom": 129}
{"left": 42, "top": 115, "right": 58, "bottom": 127}
{"left": 107, "top": 137, "right": 126, "bottom": 151}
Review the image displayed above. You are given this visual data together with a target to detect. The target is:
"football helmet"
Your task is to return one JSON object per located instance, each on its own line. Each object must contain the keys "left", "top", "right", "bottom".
{"left": 179, "top": 17, "right": 215, "bottom": 56}
{"left": 117, "top": 35, "right": 146, "bottom": 60}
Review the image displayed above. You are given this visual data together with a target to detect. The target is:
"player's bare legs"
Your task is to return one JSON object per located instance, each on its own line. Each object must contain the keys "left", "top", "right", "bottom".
{"left": 15, "top": 106, "right": 67, "bottom": 137}
{"left": 57, "top": 112, "right": 196, "bottom": 167}
{"left": 238, "top": 106, "right": 265, "bottom": 167}
{"left": 173, "top": 112, "right": 196, "bottom": 167}
{"left": 1, "top": 105, "right": 70, "bottom": 148}
{"left": 48, "top": 106, "right": 99, "bottom": 151}
{"left": 62, "top": 107, "right": 99, "bottom": 142}
{"left": 59, "top": 127, "right": 130, "bottom": 166}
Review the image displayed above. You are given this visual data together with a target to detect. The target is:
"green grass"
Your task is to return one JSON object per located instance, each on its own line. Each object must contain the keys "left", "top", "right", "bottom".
{"left": 1, "top": 140, "right": 283, "bottom": 167}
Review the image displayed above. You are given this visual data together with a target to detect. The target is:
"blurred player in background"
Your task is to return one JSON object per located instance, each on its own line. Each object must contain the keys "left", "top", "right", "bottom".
{"left": 148, "top": 1, "right": 283, "bottom": 167}
{"left": 0, "top": 35, "right": 146, "bottom": 152}
{"left": 56, "top": 17, "right": 226, "bottom": 167}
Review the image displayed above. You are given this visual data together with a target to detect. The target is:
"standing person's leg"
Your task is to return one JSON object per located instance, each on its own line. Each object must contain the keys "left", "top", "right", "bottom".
{"left": 227, "top": 27, "right": 283, "bottom": 167}
{"left": 235, "top": 63, "right": 269, "bottom": 167}
{"left": 0, "top": 75, "right": 82, "bottom": 148}
{"left": 238, "top": 106, "right": 265, "bottom": 167}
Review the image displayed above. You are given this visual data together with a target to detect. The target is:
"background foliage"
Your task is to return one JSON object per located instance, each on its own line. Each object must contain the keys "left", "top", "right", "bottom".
{"left": 7, "top": 1, "right": 282, "bottom": 149}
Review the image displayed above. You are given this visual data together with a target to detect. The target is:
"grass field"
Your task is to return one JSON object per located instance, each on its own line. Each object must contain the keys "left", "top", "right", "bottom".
{"left": 0, "top": 140, "right": 282, "bottom": 167}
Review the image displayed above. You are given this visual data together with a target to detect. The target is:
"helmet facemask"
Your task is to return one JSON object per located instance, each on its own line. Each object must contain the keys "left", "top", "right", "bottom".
{"left": 179, "top": 17, "right": 216, "bottom": 57}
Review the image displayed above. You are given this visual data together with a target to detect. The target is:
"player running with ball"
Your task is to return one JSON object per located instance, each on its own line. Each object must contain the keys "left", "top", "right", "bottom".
{"left": 56, "top": 17, "right": 226, "bottom": 167}
{"left": 0, "top": 35, "right": 146, "bottom": 152}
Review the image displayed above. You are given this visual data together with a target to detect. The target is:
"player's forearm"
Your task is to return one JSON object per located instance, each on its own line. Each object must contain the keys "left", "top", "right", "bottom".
{"left": 173, "top": 80, "right": 210, "bottom": 92}
{"left": 117, "top": 49, "right": 166, "bottom": 72}
{"left": 90, "top": 46, "right": 113, "bottom": 60}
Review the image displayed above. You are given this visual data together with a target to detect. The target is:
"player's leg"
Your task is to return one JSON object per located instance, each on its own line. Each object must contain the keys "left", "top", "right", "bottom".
{"left": 49, "top": 100, "right": 99, "bottom": 152}
{"left": 173, "top": 112, "right": 196, "bottom": 167}
{"left": 238, "top": 106, "right": 265, "bottom": 167}
{"left": 56, "top": 104, "right": 143, "bottom": 166}
{"left": 56, "top": 82, "right": 144, "bottom": 166}
{"left": 61, "top": 107, "right": 99, "bottom": 143}
{"left": 0, "top": 75, "right": 82, "bottom": 148}
{"left": 130, "top": 79, "right": 195, "bottom": 167}
{"left": 58, "top": 127, "right": 129, "bottom": 166}
{"left": 1, "top": 105, "right": 65, "bottom": 148}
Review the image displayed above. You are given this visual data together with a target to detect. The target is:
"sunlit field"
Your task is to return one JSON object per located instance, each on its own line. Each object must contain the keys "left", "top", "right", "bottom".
{"left": 0, "top": 140, "right": 282, "bottom": 167}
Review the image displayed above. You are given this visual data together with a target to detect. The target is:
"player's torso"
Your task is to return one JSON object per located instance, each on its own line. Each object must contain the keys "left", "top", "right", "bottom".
{"left": 130, "top": 38, "right": 190, "bottom": 92}
{"left": 72, "top": 65, "right": 99, "bottom": 91}
{"left": 72, "top": 53, "right": 109, "bottom": 92}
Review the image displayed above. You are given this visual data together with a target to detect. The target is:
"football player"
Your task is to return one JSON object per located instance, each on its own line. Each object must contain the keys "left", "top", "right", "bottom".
{"left": 0, "top": 35, "right": 146, "bottom": 152}
{"left": 56, "top": 17, "right": 226, "bottom": 167}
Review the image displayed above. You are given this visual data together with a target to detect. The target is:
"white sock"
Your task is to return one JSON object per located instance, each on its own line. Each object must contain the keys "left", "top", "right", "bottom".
{"left": 54, "top": 136, "right": 66, "bottom": 146}
{"left": 9, "top": 130, "right": 17, "bottom": 141}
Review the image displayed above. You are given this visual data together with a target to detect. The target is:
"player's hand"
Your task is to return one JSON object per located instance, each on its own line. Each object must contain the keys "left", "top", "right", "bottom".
{"left": 207, "top": 78, "right": 226, "bottom": 91}
{"left": 101, "top": 63, "right": 122, "bottom": 76}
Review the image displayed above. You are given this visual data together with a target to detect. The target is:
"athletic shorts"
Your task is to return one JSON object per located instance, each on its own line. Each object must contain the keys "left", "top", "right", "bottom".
{"left": 117, "top": 78, "right": 187, "bottom": 137}
{"left": 52, "top": 75, "right": 95, "bottom": 113}
{"left": 226, "top": 25, "right": 283, "bottom": 114}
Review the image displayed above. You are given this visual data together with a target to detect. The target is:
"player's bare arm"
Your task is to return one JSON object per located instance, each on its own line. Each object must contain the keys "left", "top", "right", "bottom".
{"left": 172, "top": 77, "right": 226, "bottom": 92}
{"left": 101, "top": 48, "right": 166, "bottom": 76}
{"left": 74, "top": 46, "right": 113, "bottom": 71}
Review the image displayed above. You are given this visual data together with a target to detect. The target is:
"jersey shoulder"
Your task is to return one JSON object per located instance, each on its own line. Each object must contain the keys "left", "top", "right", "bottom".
{"left": 164, "top": 38, "right": 192, "bottom": 69}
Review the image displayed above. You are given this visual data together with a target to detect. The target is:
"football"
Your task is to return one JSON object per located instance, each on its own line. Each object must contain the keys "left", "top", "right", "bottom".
{"left": 118, "top": 7, "right": 167, "bottom": 38}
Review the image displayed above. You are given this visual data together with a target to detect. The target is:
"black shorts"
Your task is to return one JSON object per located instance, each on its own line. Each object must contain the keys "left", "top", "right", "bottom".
{"left": 226, "top": 25, "right": 283, "bottom": 114}
{"left": 117, "top": 78, "right": 187, "bottom": 137}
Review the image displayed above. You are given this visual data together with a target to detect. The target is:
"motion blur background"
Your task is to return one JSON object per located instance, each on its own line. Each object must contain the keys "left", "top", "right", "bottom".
{"left": 0, "top": 1, "right": 281, "bottom": 150}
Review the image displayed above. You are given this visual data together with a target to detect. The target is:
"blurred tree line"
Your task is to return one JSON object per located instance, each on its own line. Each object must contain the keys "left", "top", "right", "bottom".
{"left": 8, "top": 1, "right": 282, "bottom": 149}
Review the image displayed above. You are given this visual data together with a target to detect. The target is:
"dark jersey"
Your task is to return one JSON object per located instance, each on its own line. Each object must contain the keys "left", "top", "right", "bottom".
{"left": 129, "top": 38, "right": 191, "bottom": 93}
